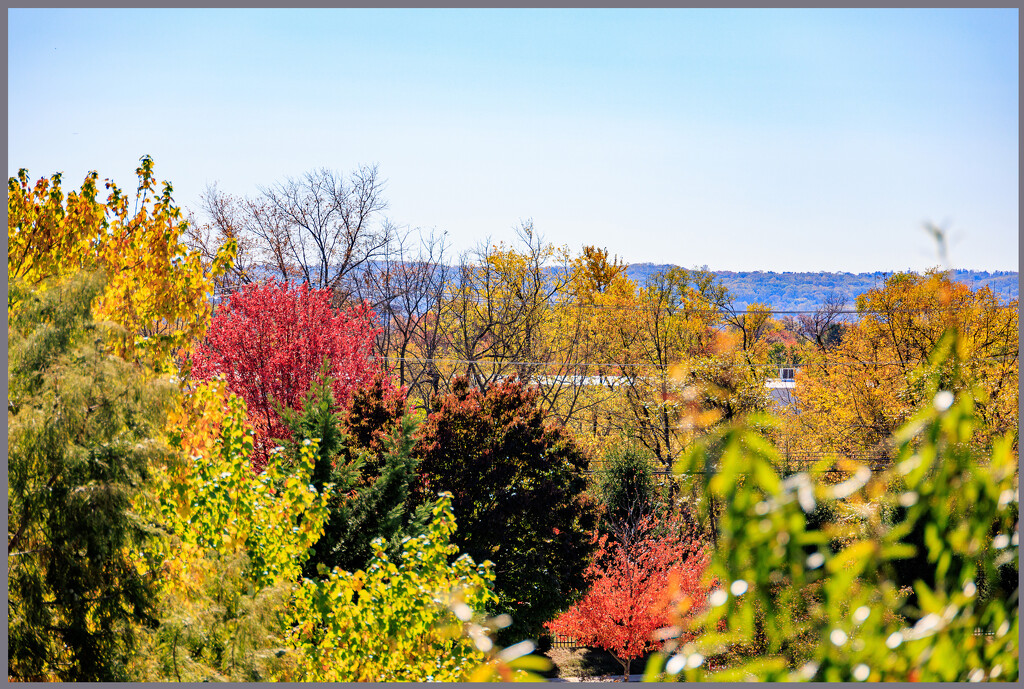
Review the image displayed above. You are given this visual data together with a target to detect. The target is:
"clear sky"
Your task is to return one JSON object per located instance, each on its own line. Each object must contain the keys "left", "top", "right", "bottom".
{"left": 8, "top": 8, "right": 1019, "bottom": 272}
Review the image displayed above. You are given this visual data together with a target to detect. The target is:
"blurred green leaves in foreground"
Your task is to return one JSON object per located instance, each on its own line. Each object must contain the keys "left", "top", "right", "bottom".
{"left": 646, "top": 329, "right": 1018, "bottom": 682}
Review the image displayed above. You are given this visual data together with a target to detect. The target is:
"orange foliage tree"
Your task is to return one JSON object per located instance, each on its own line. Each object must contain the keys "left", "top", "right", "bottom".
{"left": 546, "top": 513, "right": 711, "bottom": 680}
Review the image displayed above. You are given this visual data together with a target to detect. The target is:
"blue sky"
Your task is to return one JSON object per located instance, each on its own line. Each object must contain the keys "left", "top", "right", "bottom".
{"left": 8, "top": 8, "right": 1019, "bottom": 272}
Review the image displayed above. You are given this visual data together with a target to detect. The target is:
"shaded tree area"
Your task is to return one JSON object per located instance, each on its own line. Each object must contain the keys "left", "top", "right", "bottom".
{"left": 8, "top": 273, "right": 171, "bottom": 681}
{"left": 411, "top": 376, "right": 600, "bottom": 643}
{"left": 274, "top": 370, "right": 429, "bottom": 578}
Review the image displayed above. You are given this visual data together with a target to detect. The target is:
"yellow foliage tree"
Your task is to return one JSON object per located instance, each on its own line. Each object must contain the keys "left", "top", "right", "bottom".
{"left": 8, "top": 156, "right": 235, "bottom": 370}
{"left": 791, "top": 270, "right": 1018, "bottom": 465}
{"left": 600, "top": 267, "right": 732, "bottom": 469}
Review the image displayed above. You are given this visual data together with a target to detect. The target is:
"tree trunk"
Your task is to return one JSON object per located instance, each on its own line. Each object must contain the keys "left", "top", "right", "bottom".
{"left": 614, "top": 655, "right": 631, "bottom": 681}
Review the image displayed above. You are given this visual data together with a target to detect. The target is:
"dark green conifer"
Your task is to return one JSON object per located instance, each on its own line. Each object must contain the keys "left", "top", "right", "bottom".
{"left": 275, "top": 366, "right": 427, "bottom": 577}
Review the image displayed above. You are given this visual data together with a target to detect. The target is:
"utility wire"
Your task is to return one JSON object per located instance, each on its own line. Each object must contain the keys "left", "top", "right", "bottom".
{"left": 374, "top": 353, "right": 1017, "bottom": 371}
{"left": 436, "top": 298, "right": 1019, "bottom": 316}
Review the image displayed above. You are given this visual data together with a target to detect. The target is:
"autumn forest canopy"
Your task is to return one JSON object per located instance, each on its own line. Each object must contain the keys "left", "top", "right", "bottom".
{"left": 7, "top": 158, "right": 1019, "bottom": 682}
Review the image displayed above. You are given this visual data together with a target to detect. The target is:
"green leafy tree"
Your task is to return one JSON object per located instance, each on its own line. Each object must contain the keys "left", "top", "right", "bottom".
{"left": 284, "top": 493, "right": 510, "bottom": 681}
{"left": 8, "top": 273, "right": 172, "bottom": 681}
{"left": 131, "top": 374, "right": 547, "bottom": 682}
{"left": 274, "top": 361, "right": 354, "bottom": 495}
{"left": 412, "top": 376, "right": 599, "bottom": 643}
{"left": 647, "top": 329, "right": 1018, "bottom": 682}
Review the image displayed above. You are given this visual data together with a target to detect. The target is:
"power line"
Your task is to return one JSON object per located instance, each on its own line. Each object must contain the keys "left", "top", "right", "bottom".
{"left": 586, "top": 454, "right": 890, "bottom": 462}
{"left": 375, "top": 353, "right": 1017, "bottom": 371}
{"left": 584, "top": 456, "right": 899, "bottom": 475}
{"left": 585, "top": 467, "right": 892, "bottom": 475}
{"left": 445, "top": 299, "right": 1019, "bottom": 317}
{"left": 556, "top": 424, "right": 911, "bottom": 444}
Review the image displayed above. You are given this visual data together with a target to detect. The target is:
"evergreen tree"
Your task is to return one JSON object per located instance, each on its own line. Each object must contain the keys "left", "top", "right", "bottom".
{"left": 593, "top": 442, "right": 664, "bottom": 539}
{"left": 8, "top": 273, "right": 172, "bottom": 680}
{"left": 325, "top": 414, "right": 430, "bottom": 574}
{"left": 275, "top": 369, "right": 427, "bottom": 577}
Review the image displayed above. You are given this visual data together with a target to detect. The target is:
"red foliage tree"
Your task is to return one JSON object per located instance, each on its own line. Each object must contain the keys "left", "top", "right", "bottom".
{"left": 191, "top": 281, "right": 390, "bottom": 471}
{"left": 546, "top": 513, "right": 711, "bottom": 680}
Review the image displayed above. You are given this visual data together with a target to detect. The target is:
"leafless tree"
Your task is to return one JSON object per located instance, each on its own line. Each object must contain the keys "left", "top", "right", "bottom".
{"left": 797, "top": 290, "right": 848, "bottom": 351}
{"left": 183, "top": 185, "right": 259, "bottom": 292}
{"left": 189, "top": 165, "right": 393, "bottom": 304}
{"left": 352, "top": 227, "right": 454, "bottom": 407}
{"left": 259, "top": 165, "right": 393, "bottom": 302}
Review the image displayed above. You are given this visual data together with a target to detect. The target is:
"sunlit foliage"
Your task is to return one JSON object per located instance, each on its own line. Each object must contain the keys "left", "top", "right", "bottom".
{"left": 651, "top": 330, "right": 1018, "bottom": 682}
{"left": 547, "top": 512, "right": 711, "bottom": 680}
{"left": 191, "top": 281, "right": 385, "bottom": 470}
{"left": 129, "top": 380, "right": 332, "bottom": 681}
{"left": 793, "top": 270, "right": 1018, "bottom": 462}
{"left": 8, "top": 157, "right": 234, "bottom": 370}
{"left": 284, "top": 493, "right": 502, "bottom": 681}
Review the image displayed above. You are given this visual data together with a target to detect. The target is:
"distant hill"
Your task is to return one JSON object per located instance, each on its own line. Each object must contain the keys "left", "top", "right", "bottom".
{"left": 624, "top": 264, "right": 1019, "bottom": 313}
{"left": 218, "top": 262, "right": 1018, "bottom": 315}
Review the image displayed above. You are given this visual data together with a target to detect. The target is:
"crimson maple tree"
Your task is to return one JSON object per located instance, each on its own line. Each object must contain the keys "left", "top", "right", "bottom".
{"left": 546, "top": 513, "right": 711, "bottom": 680}
{"left": 191, "top": 281, "right": 386, "bottom": 471}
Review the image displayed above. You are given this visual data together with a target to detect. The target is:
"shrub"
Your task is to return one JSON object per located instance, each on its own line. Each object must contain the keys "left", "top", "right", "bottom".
{"left": 284, "top": 493, "right": 505, "bottom": 681}
{"left": 547, "top": 512, "right": 711, "bottom": 680}
{"left": 592, "top": 441, "right": 665, "bottom": 537}
{"left": 651, "top": 330, "right": 1019, "bottom": 682}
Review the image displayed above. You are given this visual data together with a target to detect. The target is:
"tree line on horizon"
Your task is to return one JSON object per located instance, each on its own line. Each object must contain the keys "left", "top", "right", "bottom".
{"left": 673, "top": 266, "right": 1019, "bottom": 313}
